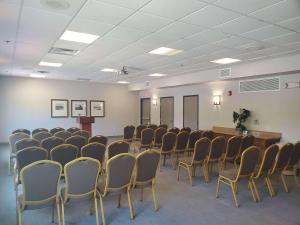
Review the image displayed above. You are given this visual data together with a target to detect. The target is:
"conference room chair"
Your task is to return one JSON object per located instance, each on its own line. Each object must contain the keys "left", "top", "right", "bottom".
{"left": 221, "top": 136, "right": 242, "bottom": 169}
{"left": 268, "top": 143, "right": 293, "bottom": 195}
{"left": 33, "top": 131, "right": 52, "bottom": 143}
{"left": 135, "top": 125, "right": 147, "bottom": 142}
{"left": 50, "top": 144, "right": 78, "bottom": 169}
{"left": 172, "top": 131, "right": 189, "bottom": 168}
{"left": 54, "top": 130, "right": 72, "bottom": 141}
{"left": 216, "top": 146, "right": 260, "bottom": 207}
{"left": 177, "top": 138, "right": 210, "bottom": 185}
{"left": 8, "top": 132, "right": 30, "bottom": 175}
{"left": 235, "top": 134, "right": 255, "bottom": 166}
{"left": 186, "top": 130, "right": 202, "bottom": 156}
{"left": 32, "top": 128, "right": 48, "bottom": 136}
{"left": 168, "top": 127, "right": 180, "bottom": 135}
{"left": 50, "top": 127, "right": 65, "bottom": 135}
{"left": 66, "top": 127, "right": 80, "bottom": 134}
{"left": 61, "top": 157, "right": 101, "bottom": 225}
{"left": 158, "top": 124, "right": 168, "bottom": 130}
{"left": 250, "top": 144, "right": 279, "bottom": 201}
{"left": 139, "top": 128, "right": 154, "bottom": 151}
{"left": 283, "top": 141, "right": 300, "bottom": 188}
{"left": 123, "top": 125, "right": 135, "bottom": 143}
{"left": 153, "top": 127, "right": 167, "bottom": 148}
{"left": 88, "top": 135, "right": 108, "bottom": 146}
{"left": 81, "top": 143, "right": 106, "bottom": 165}
{"left": 148, "top": 124, "right": 158, "bottom": 131}
{"left": 97, "top": 153, "right": 136, "bottom": 225}
{"left": 160, "top": 132, "right": 176, "bottom": 168}
{"left": 73, "top": 130, "right": 90, "bottom": 140}
{"left": 17, "top": 160, "right": 62, "bottom": 225}
{"left": 133, "top": 150, "right": 160, "bottom": 211}
{"left": 65, "top": 135, "right": 87, "bottom": 156}
{"left": 206, "top": 136, "right": 226, "bottom": 181}
{"left": 12, "top": 129, "right": 31, "bottom": 135}
{"left": 41, "top": 136, "right": 64, "bottom": 155}
{"left": 15, "top": 138, "right": 40, "bottom": 153}
{"left": 202, "top": 130, "right": 215, "bottom": 140}
{"left": 180, "top": 127, "right": 191, "bottom": 134}
{"left": 107, "top": 141, "right": 130, "bottom": 160}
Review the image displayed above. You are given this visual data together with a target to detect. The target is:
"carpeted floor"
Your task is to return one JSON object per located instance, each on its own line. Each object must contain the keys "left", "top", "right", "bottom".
{"left": 0, "top": 142, "right": 299, "bottom": 225}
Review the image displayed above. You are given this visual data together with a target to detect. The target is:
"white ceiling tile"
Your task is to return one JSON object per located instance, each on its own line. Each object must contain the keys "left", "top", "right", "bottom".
{"left": 278, "top": 16, "right": 300, "bottom": 32}
{"left": 104, "top": 26, "right": 150, "bottom": 42}
{"left": 141, "top": 0, "right": 207, "bottom": 20}
{"left": 41, "top": 53, "right": 71, "bottom": 63}
{"left": 250, "top": 0, "right": 300, "bottom": 24}
{"left": 167, "top": 39, "right": 205, "bottom": 51}
{"left": 185, "top": 44, "right": 220, "bottom": 58}
{"left": 264, "top": 32, "right": 300, "bottom": 45}
{"left": 138, "top": 33, "right": 179, "bottom": 47}
{"left": 181, "top": 5, "right": 241, "bottom": 27}
{"left": 0, "top": 2, "right": 20, "bottom": 40}
{"left": 215, "top": 36, "right": 254, "bottom": 48}
{"left": 284, "top": 41, "right": 300, "bottom": 50}
{"left": 95, "top": 0, "right": 151, "bottom": 10}
{"left": 68, "top": 18, "right": 114, "bottom": 36}
{"left": 186, "top": 29, "right": 231, "bottom": 43}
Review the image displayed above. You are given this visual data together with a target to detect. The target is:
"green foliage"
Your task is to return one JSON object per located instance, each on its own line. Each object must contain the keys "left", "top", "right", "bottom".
{"left": 233, "top": 109, "right": 251, "bottom": 132}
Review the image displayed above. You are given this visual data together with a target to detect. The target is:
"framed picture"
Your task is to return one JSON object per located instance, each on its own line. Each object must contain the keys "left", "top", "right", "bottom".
{"left": 51, "top": 99, "right": 68, "bottom": 118}
{"left": 71, "top": 100, "right": 87, "bottom": 117}
{"left": 90, "top": 100, "right": 105, "bottom": 117}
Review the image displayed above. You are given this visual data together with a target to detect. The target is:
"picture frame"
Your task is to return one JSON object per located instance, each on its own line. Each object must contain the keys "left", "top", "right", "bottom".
{"left": 51, "top": 99, "right": 69, "bottom": 118}
{"left": 71, "top": 100, "right": 87, "bottom": 117}
{"left": 90, "top": 100, "right": 105, "bottom": 117}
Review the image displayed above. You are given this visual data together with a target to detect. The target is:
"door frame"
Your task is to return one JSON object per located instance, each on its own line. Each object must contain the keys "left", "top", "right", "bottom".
{"left": 140, "top": 98, "right": 151, "bottom": 125}
{"left": 160, "top": 96, "right": 174, "bottom": 127}
{"left": 183, "top": 95, "right": 199, "bottom": 130}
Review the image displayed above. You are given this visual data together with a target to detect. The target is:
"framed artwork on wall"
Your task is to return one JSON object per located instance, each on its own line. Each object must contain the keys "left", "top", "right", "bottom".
{"left": 51, "top": 99, "right": 69, "bottom": 118}
{"left": 90, "top": 100, "right": 105, "bottom": 117}
{"left": 71, "top": 100, "right": 87, "bottom": 117}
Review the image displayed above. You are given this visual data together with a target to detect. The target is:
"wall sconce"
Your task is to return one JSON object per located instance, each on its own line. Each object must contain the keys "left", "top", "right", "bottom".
{"left": 213, "top": 95, "right": 221, "bottom": 105}
{"left": 152, "top": 96, "right": 158, "bottom": 106}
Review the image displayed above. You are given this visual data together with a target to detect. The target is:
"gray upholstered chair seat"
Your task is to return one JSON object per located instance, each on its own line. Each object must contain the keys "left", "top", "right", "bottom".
{"left": 18, "top": 194, "right": 56, "bottom": 210}
{"left": 219, "top": 169, "right": 238, "bottom": 180}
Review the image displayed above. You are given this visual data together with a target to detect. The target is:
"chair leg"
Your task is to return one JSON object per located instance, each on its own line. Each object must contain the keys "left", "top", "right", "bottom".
{"left": 99, "top": 195, "right": 106, "bottom": 225}
{"left": 248, "top": 180, "right": 257, "bottom": 202}
{"left": 151, "top": 182, "right": 158, "bottom": 211}
{"left": 216, "top": 177, "right": 221, "bottom": 198}
{"left": 230, "top": 182, "right": 239, "bottom": 208}
{"left": 56, "top": 201, "right": 61, "bottom": 225}
{"left": 61, "top": 199, "right": 65, "bottom": 225}
{"left": 266, "top": 177, "right": 276, "bottom": 197}
{"left": 52, "top": 203, "right": 55, "bottom": 223}
{"left": 8, "top": 156, "right": 11, "bottom": 175}
{"left": 140, "top": 189, "right": 143, "bottom": 202}
{"left": 251, "top": 179, "right": 261, "bottom": 202}
{"left": 188, "top": 166, "right": 193, "bottom": 186}
{"left": 163, "top": 155, "right": 166, "bottom": 166}
{"left": 17, "top": 204, "right": 22, "bottom": 225}
{"left": 127, "top": 189, "right": 135, "bottom": 220}
{"left": 117, "top": 194, "right": 122, "bottom": 208}
{"left": 294, "top": 174, "right": 299, "bottom": 188}
{"left": 94, "top": 197, "right": 99, "bottom": 225}
{"left": 280, "top": 173, "right": 289, "bottom": 193}
{"left": 177, "top": 164, "right": 181, "bottom": 181}
{"left": 203, "top": 164, "right": 209, "bottom": 183}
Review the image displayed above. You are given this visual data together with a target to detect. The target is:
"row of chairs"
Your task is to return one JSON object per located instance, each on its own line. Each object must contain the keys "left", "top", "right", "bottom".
{"left": 12, "top": 127, "right": 83, "bottom": 136}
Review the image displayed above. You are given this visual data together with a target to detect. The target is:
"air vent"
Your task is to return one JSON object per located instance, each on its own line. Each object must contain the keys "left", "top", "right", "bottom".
{"left": 219, "top": 68, "right": 231, "bottom": 79}
{"left": 49, "top": 47, "right": 79, "bottom": 56}
{"left": 37, "top": 70, "right": 49, "bottom": 74}
{"left": 239, "top": 77, "right": 280, "bottom": 93}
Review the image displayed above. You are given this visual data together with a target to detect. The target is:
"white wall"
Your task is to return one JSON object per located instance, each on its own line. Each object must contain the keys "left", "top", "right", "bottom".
{"left": 139, "top": 73, "right": 300, "bottom": 142}
{"left": 0, "top": 76, "right": 139, "bottom": 142}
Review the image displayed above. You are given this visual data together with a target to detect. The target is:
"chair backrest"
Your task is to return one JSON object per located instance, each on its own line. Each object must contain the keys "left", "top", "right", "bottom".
{"left": 12, "top": 129, "right": 31, "bottom": 135}
{"left": 180, "top": 127, "right": 191, "bottom": 134}
{"left": 193, "top": 137, "right": 210, "bottom": 162}
{"left": 148, "top": 124, "right": 158, "bottom": 130}
{"left": 9, "top": 132, "right": 30, "bottom": 154}
{"left": 41, "top": 136, "right": 64, "bottom": 153}
{"left": 81, "top": 143, "right": 106, "bottom": 163}
{"left": 208, "top": 136, "right": 226, "bottom": 160}
{"left": 225, "top": 136, "right": 242, "bottom": 159}
{"left": 289, "top": 141, "right": 300, "bottom": 167}
{"left": 20, "top": 160, "right": 61, "bottom": 204}
{"left": 202, "top": 130, "right": 214, "bottom": 140}
{"left": 105, "top": 153, "right": 136, "bottom": 191}
{"left": 187, "top": 130, "right": 202, "bottom": 149}
{"left": 124, "top": 125, "right": 135, "bottom": 141}
{"left": 135, "top": 150, "right": 160, "bottom": 183}
{"left": 273, "top": 143, "right": 293, "bottom": 172}
{"left": 64, "top": 157, "right": 100, "bottom": 197}
{"left": 50, "top": 127, "right": 65, "bottom": 135}
{"left": 50, "top": 144, "right": 78, "bottom": 168}
{"left": 73, "top": 130, "right": 90, "bottom": 140}
{"left": 240, "top": 135, "right": 255, "bottom": 154}
{"left": 66, "top": 127, "right": 80, "bottom": 134}
{"left": 257, "top": 144, "right": 279, "bottom": 175}
{"left": 15, "top": 138, "right": 40, "bottom": 152}
{"left": 108, "top": 141, "right": 130, "bottom": 159}
{"left": 65, "top": 135, "right": 87, "bottom": 153}
{"left": 54, "top": 130, "right": 72, "bottom": 141}
{"left": 32, "top": 128, "right": 48, "bottom": 136}
{"left": 33, "top": 131, "right": 52, "bottom": 143}
{"left": 141, "top": 128, "right": 154, "bottom": 146}
{"left": 16, "top": 147, "right": 48, "bottom": 172}
{"left": 153, "top": 127, "right": 167, "bottom": 146}
{"left": 161, "top": 132, "right": 176, "bottom": 153}
{"left": 88, "top": 135, "right": 108, "bottom": 146}
{"left": 238, "top": 146, "right": 260, "bottom": 178}
{"left": 136, "top": 125, "right": 147, "bottom": 139}
{"left": 175, "top": 131, "right": 189, "bottom": 151}
{"left": 168, "top": 127, "right": 180, "bottom": 134}
{"left": 158, "top": 124, "right": 168, "bottom": 130}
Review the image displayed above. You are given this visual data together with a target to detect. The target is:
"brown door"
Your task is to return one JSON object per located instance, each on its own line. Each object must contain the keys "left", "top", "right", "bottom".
{"left": 160, "top": 97, "right": 174, "bottom": 128}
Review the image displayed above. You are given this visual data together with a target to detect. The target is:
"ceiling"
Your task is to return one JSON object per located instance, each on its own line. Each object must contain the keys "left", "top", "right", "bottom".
{"left": 1, "top": 0, "right": 300, "bottom": 84}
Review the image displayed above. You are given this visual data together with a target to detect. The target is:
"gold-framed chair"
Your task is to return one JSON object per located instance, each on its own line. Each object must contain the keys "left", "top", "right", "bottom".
{"left": 153, "top": 127, "right": 167, "bottom": 148}
{"left": 135, "top": 125, "right": 147, "bottom": 142}
{"left": 180, "top": 127, "right": 191, "bottom": 134}
{"left": 81, "top": 142, "right": 106, "bottom": 165}
{"left": 234, "top": 134, "right": 255, "bottom": 166}
{"left": 41, "top": 136, "right": 64, "bottom": 155}
{"left": 54, "top": 130, "right": 72, "bottom": 141}
{"left": 66, "top": 127, "right": 80, "bottom": 134}
{"left": 148, "top": 124, "right": 158, "bottom": 131}
{"left": 107, "top": 141, "right": 130, "bottom": 160}
{"left": 160, "top": 132, "right": 177, "bottom": 168}
{"left": 133, "top": 149, "right": 160, "bottom": 211}
{"left": 50, "top": 144, "right": 78, "bottom": 169}
{"left": 172, "top": 131, "right": 189, "bottom": 168}
{"left": 15, "top": 138, "right": 40, "bottom": 153}
{"left": 221, "top": 135, "right": 242, "bottom": 169}
{"left": 17, "top": 160, "right": 62, "bottom": 225}
{"left": 177, "top": 137, "right": 210, "bottom": 185}
{"left": 97, "top": 153, "right": 136, "bottom": 225}
{"left": 50, "top": 127, "right": 65, "bottom": 135}
{"left": 123, "top": 125, "right": 135, "bottom": 143}
{"left": 89, "top": 135, "right": 108, "bottom": 146}
{"left": 202, "top": 130, "right": 215, "bottom": 140}
{"left": 168, "top": 127, "right": 180, "bottom": 135}
{"left": 61, "top": 157, "right": 101, "bottom": 225}
{"left": 65, "top": 135, "right": 87, "bottom": 156}
{"left": 216, "top": 146, "right": 260, "bottom": 207}
{"left": 139, "top": 128, "right": 154, "bottom": 151}
{"left": 33, "top": 131, "right": 52, "bottom": 143}
{"left": 12, "top": 129, "right": 31, "bottom": 135}
{"left": 73, "top": 130, "right": 90, "bottom": 140}
{"left": 186, "top": 130, "right": 202, "bottom": 156}
{"left": 158, "top": 124, "right": 168, "bottom": 130}
{"left": 32, "top": 128, "right": 48, "bottom": 136}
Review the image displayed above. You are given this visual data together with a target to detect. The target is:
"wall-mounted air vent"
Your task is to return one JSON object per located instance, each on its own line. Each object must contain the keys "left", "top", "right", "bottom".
{"left": 239, "top": 77, "right": 280, "bottom": 93}
{"left": 49, "top": 47, "right": 79, "bottom": 56}
{"left": 219, "top": 68, "right": 231, "bottom": 79}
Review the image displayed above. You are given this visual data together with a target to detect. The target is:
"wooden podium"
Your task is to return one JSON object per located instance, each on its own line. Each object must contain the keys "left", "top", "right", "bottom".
{"left": 76, "top": 116, "right": 95, "bottom": 136}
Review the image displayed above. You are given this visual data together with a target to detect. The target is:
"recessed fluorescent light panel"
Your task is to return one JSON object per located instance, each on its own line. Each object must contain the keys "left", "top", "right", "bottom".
{"left": 211, "top": 58, "right": 241, "bottom": 64}
{"left": 30, "top": 73, "right": 46, "bottom": 78}
{"left": 117, "top": 81, "right": 129, "bottom": 84}
{"left": 101, "top": 68, "right": 118, "bottom": 73}
{"left": 39, "top": 61, "right": 63, "bottom": 67}
{"left": 60, "top": 30, "right": 99, "bottom": 44}
{"left": 149, "top": 73, "right": 167, "bottom": 77}
{"left": 149, "top": 47, "right": 182, "bottom": 56}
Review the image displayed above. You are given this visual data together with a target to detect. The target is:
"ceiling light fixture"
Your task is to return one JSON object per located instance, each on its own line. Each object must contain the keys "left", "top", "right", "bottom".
{"left": 211, "top": 58, "right": 241, "bottom": 64}
{"left": 60, "top": 30, "right": 99, "bottom": 44}
{"left": 149, "top": 47, "right": 182, "bottom": 56}
{"left": 30, "top": 73, "right": 46, "bottom": 78}
{"left": 117, "top": 81, "right": 129, "bottom": 84}
{"left": 101, "top": 68, "right": 118, "bottom": 73}
{"left": 149, "top": 73, "right": 167, "bottom": 77}
{"left": 39, "top": 61, "right": 63, "bottom": 67}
